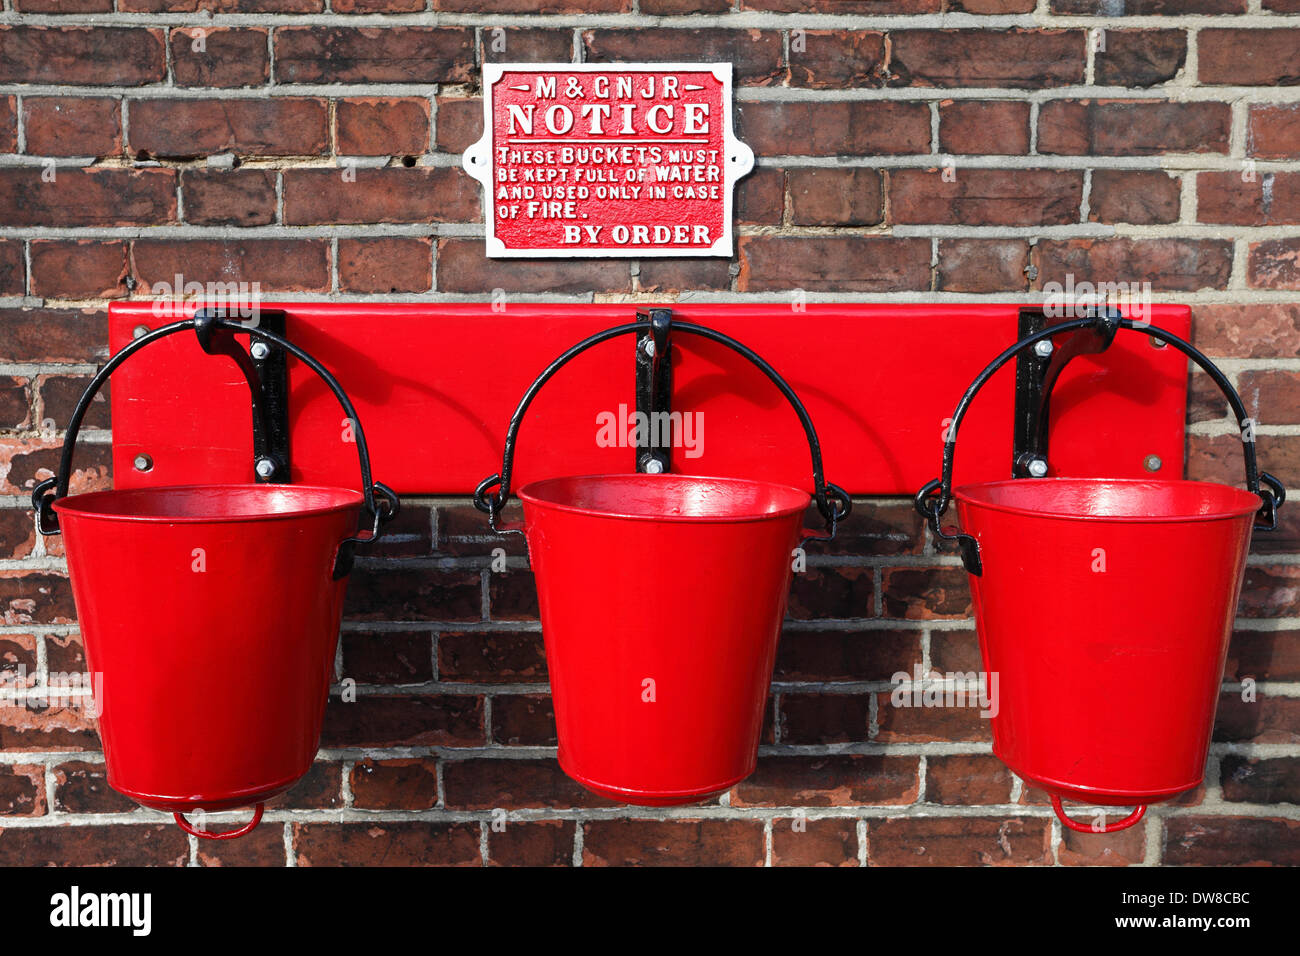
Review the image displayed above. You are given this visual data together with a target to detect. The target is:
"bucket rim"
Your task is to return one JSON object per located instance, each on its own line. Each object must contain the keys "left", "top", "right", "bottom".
{"left": 953, "top": 476, "right": 1262, "bottom": 523}
{"left": 52, "top": 482, "right": 365, "bottom": 525}
{"left": 517, "top": 472, "right": 812, "bottom": 524}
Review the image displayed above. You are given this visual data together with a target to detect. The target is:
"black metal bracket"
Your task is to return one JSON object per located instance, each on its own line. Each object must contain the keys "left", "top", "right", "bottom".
{"left": 193, "top": 306, "right": 290, "bottom": 483}
{"left": 635, "top": 307, "right": 673, "bottom": 474}
{"left": 1012, "top": 305, "right": 1122, "bottom": 477}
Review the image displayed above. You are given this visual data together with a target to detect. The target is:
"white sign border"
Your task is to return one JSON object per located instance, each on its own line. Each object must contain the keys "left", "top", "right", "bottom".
{"left": 462, "top": 62, "right": 755, "bottom": 259}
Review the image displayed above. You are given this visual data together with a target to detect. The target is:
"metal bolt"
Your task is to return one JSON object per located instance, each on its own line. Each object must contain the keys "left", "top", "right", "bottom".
{"left": 250, "top": 342, "right": 270, "bottom": 361}
{"left": 640, "top": 338, "right": 656, "bottom": 360}
{"left": 133, "top": 453, "right": 153, "bottom": 472}
{"left": 132, "top": 325, "right": 150, "bottom": 339}
{"left": 255, "top": 457, "right": 277, "bottom": 479}
{"left": 641, "top": 456, "right": 665, "bottom": 474}
{"left": 1027, "top": 458, "right": 1049, "bottom": 478}
{"left": 1034, "top": 339, "right": 1054, "bottom": 359}
{"left": 1144, "top": 454, "right": 1162, "bottom": 473}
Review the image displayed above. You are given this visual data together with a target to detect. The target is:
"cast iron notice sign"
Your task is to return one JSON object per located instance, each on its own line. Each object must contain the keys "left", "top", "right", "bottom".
{"left": 462, "top": 63, "right": 754, "bottom": 258}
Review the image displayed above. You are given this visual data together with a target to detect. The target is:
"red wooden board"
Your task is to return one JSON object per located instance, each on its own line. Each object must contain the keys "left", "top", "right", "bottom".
{"left": 106, "top": 302, "right": 1190, "bottom": 497}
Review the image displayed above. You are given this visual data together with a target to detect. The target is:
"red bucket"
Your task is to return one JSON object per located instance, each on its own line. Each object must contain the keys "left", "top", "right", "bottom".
{"left": 518, "top": 474, "right": 810, "bottom": 805}
{"left": 475, "top": 319, "right": 849, "bottom": 804}
{"left": 33, "top": 315, "right": 397, "bottom": 838}
{"left": 917, "top": 317, "right": 1283, "bottom": 833}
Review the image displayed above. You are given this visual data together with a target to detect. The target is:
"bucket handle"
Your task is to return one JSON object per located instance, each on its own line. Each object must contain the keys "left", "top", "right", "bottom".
{"left": 913, "top": 312, "right": 1286, "bottom": 575}
{"left": 472, "top": 320, "right": 851, "bottom": 541}
{"left": 30, "top": 313, "right": 399, "bottom": 579}
{"left": 174, "top": 803, "right": 265, "bottom": 840}
{"left": 1051, "top": 795, "right": 1147, "bottom": 835}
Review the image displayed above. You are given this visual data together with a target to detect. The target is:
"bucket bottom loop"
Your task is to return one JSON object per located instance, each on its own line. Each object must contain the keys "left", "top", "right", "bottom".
{"left": 1051, "top": 794, "right": 1147, "bottom": 834}
{"left": 173, "top": 802, "right": 265, "bottom": 840}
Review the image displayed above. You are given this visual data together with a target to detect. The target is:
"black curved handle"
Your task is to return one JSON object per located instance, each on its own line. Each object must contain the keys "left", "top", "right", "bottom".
{"left": 473, "top": 320, "right": 851, "bottom": 538}
{"left": 915, "top": 315, "right": 1285, "bottom": 575}
{"left": 31, "top": 314, "right": 399, "bottom": 578}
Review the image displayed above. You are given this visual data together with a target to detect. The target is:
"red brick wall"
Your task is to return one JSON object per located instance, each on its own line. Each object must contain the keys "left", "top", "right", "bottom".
{"left": 1, "top": 2, "right": 1299, "bottom": 867}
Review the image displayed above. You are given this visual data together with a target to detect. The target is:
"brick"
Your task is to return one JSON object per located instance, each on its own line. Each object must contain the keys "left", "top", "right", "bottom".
{"left": 583, "top": 29, "right": 782, "bottom": 87}
{"left": 1193, "top": 304, "right": 1300, "bottom": 358}
{"left": 0, "top": 824, "right": 188, "bottom": 866}
{"left": 937, "top": 239, "right": 1030, "bottom": 293}
{"left": 1059, "top": 823, "right": 1147, "bottom": 866}
{"left": 1200, "top": 30, "right": 1300, "bottom": 86}
{"left": 274, "top": 762, "right": 342, "bottom": 809}
{"left": 275, "top": 27, "right": 474, "bottom": 84}
{"left": 1038, "top": 100, "right": 1231, "bottom": 156}
{"left": 892, "top": 169, "right": 1083, "bottom": 226}
{"left": 1248, "top": 104, "right": 1300, "bottom": 160}
{"left": 0, "top": 377, "right": 30, "bottom": 430}
{"left": 46, "top": 633, "right": 83, "bottom": 673}
{"left": 637, "top": 259, "right": 734, "bottom": 293}
{"left": 1265, "top": 0, "right": 1300, "bottom": 9}
{"left": 345, "top": 567, "right": 481, "bottom": 622}
{"left": 1163, "top": 816, "right": 1300, "bottom": 866}
{"left": 787, "top": 31, "right": 886, "bottom": 88}
{"left": 444, "top": 758, "right": 618, "bottom": 810}
{"left": 736, "top": 166, "right": 784, "bottom": 225}
{"left": 284, "top": 168, "right": 476, "bottom": 225}
{"left": 0, "top": 512, "right": 36, "bottom": 559}
{"left": 338, "top": 238, "right": 432, "bottom": 294}
{"left": 0, "top": 98, "right": 14, "bottom": 153}
{"left": 491, "top": 694, "right": 555, "bottom": 746}
{"left": 1187, "top": 434, "right": 1295, "bottom": 496}
{"left": 1034, "top": 239, "right": 1233, "bottom": 293}
{"left": 731, "top": 754, "right": 919, "bottom": 807}
{"left": 931, "top": 630, "right": 982, "bottom": 673}
{"left": 890, "top": 30, "right": 1085, "bottom": 89}
{"left": 948, "top": 0, "right": 1034, "bottom": 8}
{"left": 23, "top": 99, "right": 120, "bottom": 158}
{"left": 0, "top": 703, "right": 98, "bottom": 751}
{"left": 0, "top": 27, "right": 165, "bottom": 86}
{"left": 643, "top": 0, "right": 730, "bottom": 11}
{"left": 15, "top": 0, "right": 113, "bottom": 9}
{"left": 438, "top": 630, "right": 546, "bottom": 684}
{"left": 361, "top": 504, "right": 433, "bottom": 558}
{"left": 487, "top": 571, "right": 538, "bottom": 621}
{"left": 583, "top": 819, "right": 764, "bottom": 866}
{"left": 780, "top": 693, "right": 871, "bottom": 744}
{"left": 197, "top": 825, "right": 288, "bottom": 867}
{"left": 434, "top": 97, "right": 481, "bottom": 154}
{"left": 775, "top": 629, "right": 919, "bottom": 683}
{"left": 772, "top": 818, "right": 859, "bottom": 866}
{"left": 335, "top": 0, "right": 424, "bottom": 10}
{"left": 938, "top": 100, "right": 1030, "bottom": 155}
{"left": 437, "top": 503, "right": 526, "bottom": 558}
{"left": 882, "top": 567, "right": 971, "bottom": 620}
{"left": 294, "top": 821, "right": 481, "bottom": 866}
{"left": 489, "top": 820, "right": 575, "bottom": 867}
{"left": 816, "top": 501, "right": 925, "bottom": 558}
{"left": 53, "top": 761, "right": 136, "bottom": 813}
{"left": 129, "top": 99, "right": 327, "bottom": 159}
{"left": 787, "top": 567, "right": 873, "bottom": 619}
{"left": 437, "top": 239, "right": 631, "bottom": 295}
{"left": 479, "top": 28, "right": 573, "bottom": 65}
{"left": 132, "top": 240, "right": 330, "bottom": 294}
{"left": 350, "top": 757, "right": 440, "bottom": 810}
{"left": 121, "top": 0, "right": 323, "bottom": 8}
{"left": 736, "top": 101, "right": 931, "bottom": 157}
{"left": 1221, "top": 755, "right": 1300, "bottom": 804}
{"left": 38, "top": 374, "right": 109, "bottom": 431}
{"left": 1249, "top": 239, "right": 1300, "bottom": 290}
{"left": 1214, "top": 692, "right": 1300, "bottom": 743}
{"left": 1226, "top": 630, "right": 1300, "bottom": 682}
{"left": 1, "top": 440, "right": 109, "bottom": 497}
{"left": 0, "top": 764, "right": 43, "bottom": 816}
{"left": 340, "top": 630, "right": 434, "bottom": 684}
{"left": 1238, "top": 370, "right": 1300, "bottom": 425}
{"left": 337, "top": 98, "right": 430, "bottom": 157}
{"left": 1095, "top": 29, "right": 1186, "bottom": 87}
{"left": 30, "top": 240, "right": 129, "bottom": 300}
{"left": 321, "top": 694, "right": 484, "bottom": 748}
{"left": 1090, "top": 169, "right": 1180, "bottom": 225}
{"left": 0, "top": 241, "right": 19, "bottom": 297}
{"left": 789, "top": 168, "right": 882, "bottom": 226}
{"left": 742, "top": 0, "right": 937, "bottom": 9}
{"left": 171, "top": 28, "right": 269, "bottom": 87}
{"left": 875, "top": 690, "right": 992, "bottom": 742}
{"left": 1051, "top": 0, "right": 1243, "bottom": 9}
{"left": 868, "top": 816, "right": 1051, "bottom": 866}
{"left": 925, "top": 754, "right": 1013, "bottom": 805}
{"left": 1199, "top": 171, "right": 1300, "bottom": 226}
{"left": 437, "top": 0, "right": 629, "bottom": 9}
{"left": 0, "top": 570, "right": 76, "bottom": 625}
{"left": 181, "top": 169, "right": 277, "bottom": 227}
{"left": 738, "top": 237, "right": 931, "bottom": 293}
{"left": 0, "top": 169, "right": 175, "bottom": 227}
